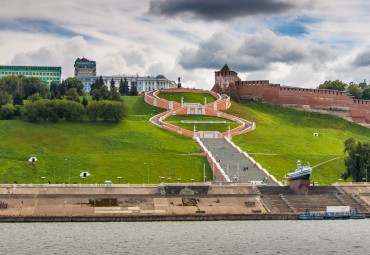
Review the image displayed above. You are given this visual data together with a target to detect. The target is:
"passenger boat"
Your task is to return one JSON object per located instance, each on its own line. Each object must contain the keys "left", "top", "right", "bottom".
{"left": 299, "top": 207, "right": 365, "bottom": 220}
{"left": 287, "top": 160, "right": 312, "bottom": 180}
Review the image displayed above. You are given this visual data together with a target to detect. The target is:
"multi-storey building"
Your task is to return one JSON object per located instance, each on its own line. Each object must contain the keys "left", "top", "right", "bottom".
{"left": 74, "top": 58, "right": 97, "bottom": 93}
{"left": 0, "top": 65, "right": 61, "bottom": 87}
{"left": 101, "top": 74, "right": 177, "bottom": 93}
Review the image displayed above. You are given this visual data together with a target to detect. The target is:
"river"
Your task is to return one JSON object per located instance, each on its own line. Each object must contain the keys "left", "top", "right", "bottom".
{"left": 0, "top": 220, "right": 369, "bottom": 255}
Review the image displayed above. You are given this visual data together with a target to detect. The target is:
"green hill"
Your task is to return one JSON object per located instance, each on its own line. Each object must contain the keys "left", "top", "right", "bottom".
{"left": 0, "top": 96, "right": 212, "bottom": 184}
{"left": 223, "top": 100, "right": 370, "bottom": 185}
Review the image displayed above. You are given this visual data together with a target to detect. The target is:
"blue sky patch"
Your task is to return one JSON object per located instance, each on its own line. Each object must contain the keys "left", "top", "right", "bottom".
{"left": 0, "top": 18, "right": 84, "bottom": 38}
{"left": 269, "top": 16, "right": 319, "bottom": 37}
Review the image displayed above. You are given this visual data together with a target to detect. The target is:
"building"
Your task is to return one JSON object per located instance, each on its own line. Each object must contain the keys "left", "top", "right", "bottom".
{"left": 102, "top": 74, "right": 177, "bottom": 93}
{"left": 74, "top": 58, "right": 97, "bottom": 93}
{"left": 0, "top": 65, "right": 61, "bottom": 87}
{"left": 212, "top": 65, "right": 370, "bottom": 125}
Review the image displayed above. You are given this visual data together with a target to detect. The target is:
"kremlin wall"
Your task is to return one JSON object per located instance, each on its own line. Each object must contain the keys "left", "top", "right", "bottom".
{"left": 212, "top": 65, "right": 370, "bottom": 125}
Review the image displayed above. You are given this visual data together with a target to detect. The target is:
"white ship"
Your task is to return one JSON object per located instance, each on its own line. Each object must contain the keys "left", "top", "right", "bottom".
{"left": 287, "top": 160, "right": 312, "bottom": 180}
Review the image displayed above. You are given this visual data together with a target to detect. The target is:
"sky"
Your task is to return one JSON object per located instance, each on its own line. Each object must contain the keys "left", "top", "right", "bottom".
{"left": 1, "top": 0, "right": 370, "bottom": 90}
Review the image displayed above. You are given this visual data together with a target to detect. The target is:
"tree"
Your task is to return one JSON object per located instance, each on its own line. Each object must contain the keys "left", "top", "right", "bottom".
{"left": 22, "top": 77, "right": 48, "bottom": 98}
{"left": 110, "top": 78, "right": 115, "bottom": 90}
{"left": 362, "top": 87, "right": 370, "bottom": 100}
{"left": 347, "top": 83, "right": 362, "bottom": 99}
{"left": 64, "top": 77, "right": 85, "bottom": 96}
{"left": 119, "top": 78, "right": 124, "bottom": 95}
{"left": 65, "top": 88, "right": 80, "bottom": 102}
{"left": 27, "top": 93, "right": 42, "bottom": 102}
{"left": 0, "top": 91, "right": 13, "bottom": 105}
{"left": 13, "top": 91, "right": 23, "bottom": 105}
{"left": 318, "top": 80, "right": 348, "bottom": 91}
{"left": 59, "top": 80, "right": 67, "bottom": 96}
{"left": 0, "top": 103, "right": 15, "bottom": 120}
{"left": 123, "top": 77, "right": 129, "bottom": 96}
{"left": 86, "top": 101, "right": 102, "bottom": 121}
{"left": 91, "top": 86, "right": 110, "bottom": 101}
{"left": 81, "top": 97, "right": 88, "bottom": 108}
{"left": 50, "top": 82, "right": 60, "bottom": 99}
{"left": 110, "top": 87, "right": 123, "bottom": 102}
{"left": 342, "top": 137, "right": 370, "bottom": 182}
{"left": 129, "top": 84, "right": 138, "bottom": 96}
{"left": 90, "top": 76, "right": 104, "bottom": 91}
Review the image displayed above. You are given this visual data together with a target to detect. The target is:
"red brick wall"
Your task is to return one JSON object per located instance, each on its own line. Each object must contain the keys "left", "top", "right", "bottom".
{"left": 235, "top": 82, "right": 370, "bottom": 124}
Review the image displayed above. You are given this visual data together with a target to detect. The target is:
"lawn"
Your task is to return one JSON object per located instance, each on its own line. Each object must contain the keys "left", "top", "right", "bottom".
{"left": 157, "top": 92, "right": 216, "bottom": 105}
{"left": 223, "top": 100, "right": 370, "bottom": 185}
{"left": 0, "top": 96, "right": 212, "bottom": 184}
{"left": 165, "top": 115, "right": 241, "bottom": 133}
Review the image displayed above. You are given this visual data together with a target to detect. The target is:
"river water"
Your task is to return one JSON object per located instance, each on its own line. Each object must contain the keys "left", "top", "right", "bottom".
{"left": 0, "top": 220, "right": 369, "bottom": 255}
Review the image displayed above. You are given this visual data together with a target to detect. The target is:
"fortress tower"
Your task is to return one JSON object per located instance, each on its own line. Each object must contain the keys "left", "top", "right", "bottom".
{"left": 212, "top": 64, "right": 240, "bottom": 100}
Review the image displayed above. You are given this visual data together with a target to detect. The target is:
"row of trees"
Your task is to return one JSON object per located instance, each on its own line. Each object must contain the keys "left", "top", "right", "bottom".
{"left": 318, "top": 80, "right": 370, "bottom": 100}
{"left": 21, "top": 99, "right": 128, "bottom": 122}
{"left": 342, "top": 138, "right": 370, "bottom": 182}
{"left": 91, "top": 76, "right": 138, "bottom": 97}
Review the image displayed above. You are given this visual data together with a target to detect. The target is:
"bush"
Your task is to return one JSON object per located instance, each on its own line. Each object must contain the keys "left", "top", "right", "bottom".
{"left": 0, "top": 103, "right": 15, "bottom": 120}
{"left": 86, "top": 100, "right": 128, "bottom": 122}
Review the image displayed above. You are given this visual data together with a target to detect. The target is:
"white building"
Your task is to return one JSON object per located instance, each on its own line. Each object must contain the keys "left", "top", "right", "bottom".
{"left": 102, "top": 74, "right": 177, "bottom": 93}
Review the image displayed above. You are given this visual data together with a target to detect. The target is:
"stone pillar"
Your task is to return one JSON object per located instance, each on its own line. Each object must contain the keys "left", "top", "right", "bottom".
{"left": 181, "top": 97, "right": 184, "bottom": 107}
{"left": 290, "top": 179, "right": 310, "bottom": 195}
{"left": 204, "top": 97, "right": 207, "bottom": 106}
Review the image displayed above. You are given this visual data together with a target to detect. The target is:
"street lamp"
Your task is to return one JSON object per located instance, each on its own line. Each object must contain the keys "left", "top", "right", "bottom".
{"left": 117, "top": 177, "right": 122, "bottom": 184}
{"left": 65, "top": 159, "right": 70, "bottom": 184}
{"left": 41, "top": 177, "right": 45, "bottom": 184}
{"left": 168, "top": 177, "right": 171, "bottom": 183}
{"left": 144, "top": 162, "right": 152, "bottom": 184}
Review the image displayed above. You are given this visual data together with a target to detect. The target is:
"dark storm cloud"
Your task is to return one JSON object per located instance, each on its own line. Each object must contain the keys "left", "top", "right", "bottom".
{"left": 178, "top": 31, "right": 336, "bottom": 72}
{"left": 353, "top": 50, "right": 370, "bottom": 67}
{"left": 149, "top": 0, "right": 305, "bottom": 21}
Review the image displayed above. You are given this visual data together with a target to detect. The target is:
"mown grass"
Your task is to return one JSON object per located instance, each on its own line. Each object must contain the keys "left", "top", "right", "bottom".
{"left": 0, "top": 96, "right": 212, "bottom": 184}
{"left": 224, "top": 100, "right": 369, "bottom": 185}
{"left": 157, "top": 92, "right": 216, "bottom": 104}
{"left": 165, "top": 115, "right": 240, "bottom": 133}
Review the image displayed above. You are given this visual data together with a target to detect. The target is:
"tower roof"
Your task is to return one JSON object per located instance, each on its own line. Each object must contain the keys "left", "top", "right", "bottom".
{"left": 220, "top": 64, "right": 231, "bottom": 72}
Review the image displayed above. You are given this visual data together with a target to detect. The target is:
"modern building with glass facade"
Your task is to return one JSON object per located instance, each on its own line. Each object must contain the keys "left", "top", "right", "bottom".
{"left": 0, "top": 65, "right": 61, "bottom": 87}
{"left": 74, "top": 58, "right": 97, "bottom": 93}
{"left": 102, "top": 74, "right": 177, "bottom": 93}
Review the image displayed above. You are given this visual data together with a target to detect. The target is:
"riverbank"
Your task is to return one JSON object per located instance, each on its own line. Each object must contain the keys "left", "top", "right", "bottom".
{"left": 0, "top": 184, "right": 369, "bottom": 221}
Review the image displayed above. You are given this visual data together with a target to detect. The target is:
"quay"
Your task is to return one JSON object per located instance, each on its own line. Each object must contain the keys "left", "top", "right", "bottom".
{"left": 0, "top": 183, "right": 369, "bottom": 222}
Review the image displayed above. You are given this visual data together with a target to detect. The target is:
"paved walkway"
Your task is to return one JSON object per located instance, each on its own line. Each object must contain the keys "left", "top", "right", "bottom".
{"left": 202, "top": 139, "right": 277, "bottom": 185}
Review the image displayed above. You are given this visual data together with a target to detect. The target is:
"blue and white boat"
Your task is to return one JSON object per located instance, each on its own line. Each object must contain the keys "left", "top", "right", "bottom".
{"left": 299, "top": 207, "right": 365, "bottom": 220}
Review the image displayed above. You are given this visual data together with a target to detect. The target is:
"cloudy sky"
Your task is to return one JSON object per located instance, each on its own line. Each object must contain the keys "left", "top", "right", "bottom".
{"left": 1, "top": 0, "right": 370, "bottom": 89}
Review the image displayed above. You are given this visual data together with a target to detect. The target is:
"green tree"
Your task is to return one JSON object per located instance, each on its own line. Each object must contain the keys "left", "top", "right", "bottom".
{"left": 50, "top": 82, "right": 60, "bottom": 99}
{"left": 59, "top": 80, "right": 67, "bottom": 96}
{"left": 318, "top": 80, "right": 348, "bottom": 91}
{"left": 347, "top": 83, "right": 362, "bottom": 99}
{"left": 342, "top": 138, "right": 370, "bottom": 182}
{"left": 90, "top": 76, "right": 104, "bottom": 91}
{"left": 123, "top": 77, "right": 129, "bottom": 96}
{"left": 358, "top": 81, "right": 368, "bottom": 90}
{"left": 27, "top": 93, "right": 42, "bottom": 102}
{"left": 110, "top": 78, "right": 115, "bottom": 90}
{"left": 0, "top": 103, "right": 15, "bottom": 120}
{"left": 0, "top": 91, "right": 13, "bottom": 105}
{"left": 65, "top": 88, "right": 80, "bottom": 102}
{"left": 64, "top": 77, "right": 85, "bottom": 96}
{"left": 13, "top": 91, "right": 23, "bottom": 105}
{"left": 22, "top": 77, "right": 48, "bottom": 98}
{"left": 362, "top": 87, "right": 370, "bottom": 100}
{"left": 81, "top": 97, "right": 88, "bottom": 108}
{"left": 129, "top": 84, "right": 138, "bottom": 96}
{"left": 110, "top": 87, "right": 123, "bottom": 102}
{"left": 86, "top": 101, "right": 102, "bottom": 121}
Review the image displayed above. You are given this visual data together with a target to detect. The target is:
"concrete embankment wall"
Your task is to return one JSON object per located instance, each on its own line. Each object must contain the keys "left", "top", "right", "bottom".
{"left": 0, "top": 213, "right": 301, "bottom": 222}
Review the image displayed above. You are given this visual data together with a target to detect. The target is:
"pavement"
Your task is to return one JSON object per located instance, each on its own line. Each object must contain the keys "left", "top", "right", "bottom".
{"left": 201, "top": 138, "right": 277, "bottom": 185}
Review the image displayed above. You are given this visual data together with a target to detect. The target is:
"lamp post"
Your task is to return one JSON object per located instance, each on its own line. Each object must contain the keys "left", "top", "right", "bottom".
{"left": 53, "top": 166, "right": 56, "bottom": 184}
{"left": 65, "top": 159, "right": 70, "bottom": 184}
{"left": 41, "top": 177, "right": 45, "bottom": 184}
{"left": 144, "top": 162, "right": 152, "bottom": 184}
{"left": 81, "top": 176, "right": 85, "bottom": 184}
{"left": 117, "top": 177, "right": 122, "bottom": 184}
{"left": 364, "top": 164, "right": 369, "bottom": 182}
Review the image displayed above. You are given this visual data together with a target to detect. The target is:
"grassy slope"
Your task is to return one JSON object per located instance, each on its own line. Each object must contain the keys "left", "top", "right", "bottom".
{"left": 157, "top": 92, "right": 216, "bottom": 104}
{"left": 165, "top": 115, "right": 240, "bottom": 132}
{"left": 0, "top": 96, "right": 212, "bottom": 184}
{"left": 223, "top": 100, "right": 370, "bottom": 185}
